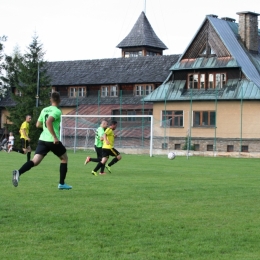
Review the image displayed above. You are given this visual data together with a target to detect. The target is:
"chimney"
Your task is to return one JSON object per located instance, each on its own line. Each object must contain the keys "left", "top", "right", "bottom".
{"left": 236, "top": 11, "right": 260, "bottom": 53}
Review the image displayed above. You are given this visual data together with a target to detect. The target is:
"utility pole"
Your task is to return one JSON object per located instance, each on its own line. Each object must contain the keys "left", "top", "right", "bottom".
{"left": 36, "top": 62, "right": 40, "bottom": 107}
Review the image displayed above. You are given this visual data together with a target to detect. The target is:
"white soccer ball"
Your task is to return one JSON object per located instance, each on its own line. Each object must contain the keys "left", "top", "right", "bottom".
{"left": 168, "top": 152, "right": 175, "bottom": 160}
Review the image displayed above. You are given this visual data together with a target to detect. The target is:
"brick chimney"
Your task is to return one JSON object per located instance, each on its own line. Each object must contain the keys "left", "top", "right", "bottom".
{"left": 236, "top": 11, "right": 260, "bottom": 53}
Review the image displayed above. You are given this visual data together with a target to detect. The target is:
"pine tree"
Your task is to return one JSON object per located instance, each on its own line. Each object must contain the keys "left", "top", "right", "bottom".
{"left": 0, "top": 35, "right": 9, "bottom": 98}
{"left": 6, "top": 34, "right": 51, "bottom": 148}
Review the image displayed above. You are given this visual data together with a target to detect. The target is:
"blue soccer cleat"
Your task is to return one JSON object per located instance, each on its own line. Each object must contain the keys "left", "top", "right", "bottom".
{"left": 58, "top": 183, "right": 72, "bottom": 190}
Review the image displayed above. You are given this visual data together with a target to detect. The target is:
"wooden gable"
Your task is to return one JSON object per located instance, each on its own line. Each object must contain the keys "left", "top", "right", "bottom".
{"left": 182, "top": 20, "right": 231, "bottom": 59}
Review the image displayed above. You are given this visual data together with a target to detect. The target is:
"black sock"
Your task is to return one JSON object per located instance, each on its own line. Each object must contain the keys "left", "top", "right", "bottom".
{"left": 60, "top": 163, "right": 67, "bottom": 185}
{"left": 108, "top": 158, "right": 119, "bottom": 167}
{"left": 93, "top": 162, "right": 103, "bottom": 172}
{"left": 19, "top": 161, "right": 35, "bottom": 175}
{"left": 100, "top": 163, "right": 105, "bottom": 173}
{"left": 12, "top": 147, "right": 26, "bottom": 154}
{"left": 27, "top": 152, "right": 31, "bottom": 162}
{"left": 90, "top": 158, "right": 99, "bottom": 162}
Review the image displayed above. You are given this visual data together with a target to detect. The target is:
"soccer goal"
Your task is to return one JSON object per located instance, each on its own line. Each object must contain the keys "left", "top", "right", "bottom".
{"left": 60, "top": 115, "right": 154, "bottom": 156}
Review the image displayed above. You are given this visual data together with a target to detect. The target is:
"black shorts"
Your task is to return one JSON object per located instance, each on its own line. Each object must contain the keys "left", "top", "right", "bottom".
{"left": 35, "top": 140, "right": 67, "bottom": 157}
{"left": 102, "top": 148, "right": 120, "bottom": 158}
{"left": 95, "top": 145, "right": 103, "bottom": 159}
{"left": 21, "top": 138, "right": 30, "bottom": 149}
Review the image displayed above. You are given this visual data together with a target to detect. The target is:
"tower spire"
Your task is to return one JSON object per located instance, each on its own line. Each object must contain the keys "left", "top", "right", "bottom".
{"left": 143, "top": 0, "right": 146, "bottom": 14}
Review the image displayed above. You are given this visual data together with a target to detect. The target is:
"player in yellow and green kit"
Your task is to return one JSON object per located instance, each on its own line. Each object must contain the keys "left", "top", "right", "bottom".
{"left": 12, "top": 92, "right": 72, "bottom": 190}
{"left": 91, "top": 120, "right": 122, "bottom": 175}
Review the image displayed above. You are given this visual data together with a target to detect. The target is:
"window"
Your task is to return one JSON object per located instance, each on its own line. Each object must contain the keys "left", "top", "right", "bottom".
{"left": 193, "top": 111, "right": 215, "bottom": 127}
{"left": 135, "top": 85, "right": 154, "bottom": 96}
{"left": 110, "top": 85, "right": 118, "bottom": 97}
{"left": 188, "top": 73, "right": 227, "bottom": 89}
{"left": 241, "top": 145, "right": 248, "bottom": 152}
{"left": 125, "top": 51, "right": 142, "bottom": 58}
{"left": 215, "top": 73, "right": 226, "bottom": 88}
{"left": 208, "top": 73, "right": 226, "bottom": 89}
{"left": 194, "top": 144, "right": 200, "bottom": 151}
{"left": 101, "top": 86, "right": 108, "bottom": 97}
{"left": 162, "top": 143, "right": 168, "bottom": 149}
{"left": 200, "top": 74, "right": 205, "bottom": 89}
{"left": 175, "top": 144, "right": 181, "bottom": 150}
{"left": 101, "top": 85, "right": 118, "bottom": 97}
{"left": 227, "top": 145, "right": 234, "bottom": 152}
{"left": 207, "top": 145, "right": 213, "bottom": 151}
{"left": 188, "top": 74, "right": 199, "bottom": 89}
{"left": 15, "top": 89, "right": 22, "bottom": 96}
{"left": 162, "top": 111, "right": 183, "bottom": 127}
{"left": 208, "top": 74, "right": 214, "bottom": 89}
{"left": 69, "top": 87, "right": 86, "bottom": 97}
{"left": 146, "top": 51, "right": 157, "bottom": 56}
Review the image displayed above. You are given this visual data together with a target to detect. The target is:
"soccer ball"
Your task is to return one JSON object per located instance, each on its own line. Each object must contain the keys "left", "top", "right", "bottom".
{"left": 168, "top": 152, "right": 175, "bottom": 160}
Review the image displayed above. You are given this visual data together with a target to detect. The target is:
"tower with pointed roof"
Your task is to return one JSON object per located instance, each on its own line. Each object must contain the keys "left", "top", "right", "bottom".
{"left": 117, "top": 11, "right": 167, "bottom": 58}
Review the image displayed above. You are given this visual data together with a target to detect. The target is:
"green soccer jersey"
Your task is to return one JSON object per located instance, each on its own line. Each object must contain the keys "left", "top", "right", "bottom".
{"left": 38, "top": 105, "right": 62, "bottom": 142}
{"left": 95, "top": 126, "right": 105, "bottom": 147}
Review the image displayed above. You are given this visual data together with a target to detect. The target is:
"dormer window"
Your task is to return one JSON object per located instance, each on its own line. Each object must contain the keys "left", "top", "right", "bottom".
{"left": 135, "top": 84, "right": 154, "bottom": 96}
{"left": 125, "top": 51, "right": 142, "bottom": 58}
{"left": 208, "top": 73, "right": 226, "bottom": 89}
{"left": 69, "top": 87, "right": 86, "bottom": 97}
{"left": 188, "top": 73, "right": 226, "bottom": 89}
{"left": 101, "top": 85, "right": 118, "bottom": 97}
{"left": 199, "top": 42, "right": 216, "bottom": 58}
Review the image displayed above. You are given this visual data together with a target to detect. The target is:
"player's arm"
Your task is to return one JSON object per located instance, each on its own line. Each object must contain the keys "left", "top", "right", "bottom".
{"left": 103, "top": 133, "right": 110, "bottom": 145}
{"left": 46, "top": 116, "right": 59, "bottom": 144}
{"left": 36, "top": 121, "right": 43, "bottom": 128}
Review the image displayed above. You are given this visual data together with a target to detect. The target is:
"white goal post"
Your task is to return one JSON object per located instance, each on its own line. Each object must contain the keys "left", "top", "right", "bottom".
{"left": 60, "top": 115, "right": 154, "bottom": 157}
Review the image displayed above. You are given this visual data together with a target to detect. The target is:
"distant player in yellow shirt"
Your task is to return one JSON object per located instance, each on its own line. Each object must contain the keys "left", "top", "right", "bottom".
{"left": 91, "top": 120, "right": 121, "bottom": 175}
{"left": 12, "top": 115, "right": 32, "bottom": 161}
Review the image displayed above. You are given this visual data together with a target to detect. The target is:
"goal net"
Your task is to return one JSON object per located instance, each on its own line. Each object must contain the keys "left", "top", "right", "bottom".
{"left": 60, "top": 115, "right": 171, "bottom": 157}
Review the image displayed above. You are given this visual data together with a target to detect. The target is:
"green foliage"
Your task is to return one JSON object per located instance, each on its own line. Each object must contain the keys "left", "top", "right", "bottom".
{"left": 1, "top": 151, "right": 260, "bottom": 259}
{"left": 5, "top": 34, "right": 51, "bottom": 148}
{"left": 182, "top": 135, "right": 194, "bottom": 150}
{"left": 0, "top": 35, "right": 9, "bottom": 98}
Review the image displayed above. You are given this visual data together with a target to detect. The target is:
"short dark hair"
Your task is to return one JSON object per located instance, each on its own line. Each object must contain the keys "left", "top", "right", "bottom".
{"left": 51, "top": 91, "right": 60, "bottom": 102}
{"left": 110, "top": 120, "right": 117, "bottom": 126}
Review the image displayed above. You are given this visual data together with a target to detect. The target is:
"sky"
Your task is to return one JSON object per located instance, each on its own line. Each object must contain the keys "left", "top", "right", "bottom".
{"left": 1, "top": 0, "right": 259, "bottom": 62}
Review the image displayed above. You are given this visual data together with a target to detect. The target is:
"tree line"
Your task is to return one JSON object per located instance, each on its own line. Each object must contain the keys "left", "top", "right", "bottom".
{"left": 0, "top": 34, "right": 51, "bottom": 148}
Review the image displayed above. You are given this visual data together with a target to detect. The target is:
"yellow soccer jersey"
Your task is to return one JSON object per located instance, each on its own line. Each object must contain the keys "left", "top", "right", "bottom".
{"left": 20, "top": 121, "right": 30, "bottom": 140}
{"left": 102, "top": 128, "right": 114, "bottom": 149}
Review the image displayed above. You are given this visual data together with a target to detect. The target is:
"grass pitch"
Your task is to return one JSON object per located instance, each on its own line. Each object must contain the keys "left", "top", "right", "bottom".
{"left": 1, "top": 150, "right": 260, "bottom": 259}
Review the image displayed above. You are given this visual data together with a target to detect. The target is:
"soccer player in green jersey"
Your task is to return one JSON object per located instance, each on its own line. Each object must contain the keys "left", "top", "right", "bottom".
{"left": 84, "top": 120, "right": 108, "bottom": 175}
{"left": 91, "top": 120, "right": 121, "bottom": 175}
{"left": 12, "top": 92, "right": 72, "bottom": 190}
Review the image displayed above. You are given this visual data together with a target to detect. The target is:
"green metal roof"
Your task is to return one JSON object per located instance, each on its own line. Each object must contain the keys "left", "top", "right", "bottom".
{"left": 170, "top": 57, "right": 239, "bottom": 71}
{"left": 143, "top": 79, "right": 260, "bottom": 102}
